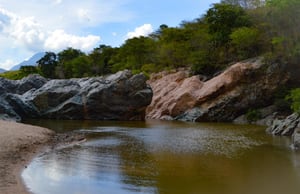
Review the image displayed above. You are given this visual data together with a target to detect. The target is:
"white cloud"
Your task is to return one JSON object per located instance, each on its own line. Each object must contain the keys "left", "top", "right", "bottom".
{"left": 0, "top": 0, "right": 134, "bottom": 69}
{"left": 44, "top": 30, "right": 100, "bottom": 51}
{"left": 0, "top": 0, "right": 134, "bottom": 29}
{"left": 53, "top": 0, "right": 62, "bottom": 5}
{"left": 0, "top": 59, "right": 15, "bottom": 70}
{"left": 0, "top": 8, "right": 44, "bottom": 50}
{"left": 126, "top": 24, "right": 154, "bottom": 39}
{"left": 10, "top": 17, "right": 46, "bottom": 51}
{"left": 0, "top": 7, "right": 100, "bottom": 52}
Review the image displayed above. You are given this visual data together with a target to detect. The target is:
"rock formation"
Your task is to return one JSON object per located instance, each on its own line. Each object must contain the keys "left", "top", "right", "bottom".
{"left": 267, "top": 113, "right": 300, "bottom": 148}
{"left": 267, "top": 113, "right": 300, "bottom": 136}
{"left": 146, "top": 58, "right": 288, "bottom": 122}
{"left": 0, "top": 70, "right": 152, "bottom": 121}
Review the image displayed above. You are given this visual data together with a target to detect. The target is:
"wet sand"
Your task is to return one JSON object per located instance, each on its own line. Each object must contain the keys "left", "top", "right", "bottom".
{"left": 0, "top": 120, "right": 54, "bottom": 194}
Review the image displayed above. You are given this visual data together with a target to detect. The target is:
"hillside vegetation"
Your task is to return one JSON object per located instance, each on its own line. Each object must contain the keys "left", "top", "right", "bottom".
{"left": 1, "top": 0, "right": 300, "bottom": 113}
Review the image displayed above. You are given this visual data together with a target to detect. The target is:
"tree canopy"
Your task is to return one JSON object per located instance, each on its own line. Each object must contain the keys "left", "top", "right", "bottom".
{"left": 1, "top": 0, "right": 299, "bottom": 82}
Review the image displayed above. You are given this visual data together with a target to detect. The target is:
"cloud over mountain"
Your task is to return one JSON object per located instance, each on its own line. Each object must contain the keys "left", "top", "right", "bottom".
{"left": 0, "top": 0, "right": 135, "bottom": 69}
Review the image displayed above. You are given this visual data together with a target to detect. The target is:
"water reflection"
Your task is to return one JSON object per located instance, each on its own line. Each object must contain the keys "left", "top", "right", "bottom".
{"left": 22, "top": 120, "right": 300, "bottom": 194}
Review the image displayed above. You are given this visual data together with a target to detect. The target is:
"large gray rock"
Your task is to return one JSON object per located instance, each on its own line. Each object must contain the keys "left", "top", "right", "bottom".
{"left": 0, "top": 74, "right": 47, "bottom": 94}
{"left": 15, "top": 74, "right": 48, "bottom": 94}
{"left": 26, "top": 79, "right": 81, "bottom": 114}
{"left": 267, "top": 113, "right": 300, "bottom": 149}
{"left": 0, "top": 70, "right": 153, "bottom": 121}
{"left": 82, "top": 72, "right": 153, "bottom": 120}
{"left": 0, "top": 74, "right": 47, "bottom": 121}
{"left": 267, "top": 113, "right": 300, "bottom": 136}
{"left": 0, "top": 96, "right": 22, "bottom": 122}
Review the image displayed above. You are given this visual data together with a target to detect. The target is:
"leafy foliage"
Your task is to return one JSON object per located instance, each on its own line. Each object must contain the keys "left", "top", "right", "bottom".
{"left": 205, "top": 3, "right": 252, "bottom": 46}
{"left": 0, "top": 70, "right": 24, "bottom": 80}
{"left": 37, "top": 52, "right": 57, "bottom": 78}
{"left": 1, "top": 0, "right": 299, "bottom": 85}
{"left": 221, "top": 0, "right": 265, "bottom": 9}
{"left": 286, "top": 89, "right": 300, "bottom": 114}
{"left": 89, "top": 45, "right": 116, "bottom": 75}
{"left": 246, "top": 109, "right": 262, "bottom": 122}
{"left": 111, "top": 37, "right": 157, "bottom": 73}
{"left": 19, "top": 66, "right": 39, "bottom": 76}
{"left": 230, "top": 27, "right": 261, "bottom": 59}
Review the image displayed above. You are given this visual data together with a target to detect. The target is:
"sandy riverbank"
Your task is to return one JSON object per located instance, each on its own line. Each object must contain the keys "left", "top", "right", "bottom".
{"left": 0, "top": 120, "right": 54, "bottom": 194}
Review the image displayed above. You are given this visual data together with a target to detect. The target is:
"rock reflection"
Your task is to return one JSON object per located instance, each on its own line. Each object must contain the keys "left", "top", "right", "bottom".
{"left": 22, "top": 120, "right": 300, "bottom": 194}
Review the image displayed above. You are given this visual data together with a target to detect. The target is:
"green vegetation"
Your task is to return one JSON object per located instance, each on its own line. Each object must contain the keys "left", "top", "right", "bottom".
{"left": 1, "top": 0, "right": 299, "bottom": 115}
{"left": 0, "top": 70, "right": 24, "bottom": 80}
{"left": 37, "top": 52, "right": 57, "bottom": 78}
{"left": 1, "top": 0, "right": 300, "bottom": 85}
{"left": 286, "top": 89, "right": 300, "bottom": 114}
{"left": 246, "top": 109, "right": 262, "bottom": 123}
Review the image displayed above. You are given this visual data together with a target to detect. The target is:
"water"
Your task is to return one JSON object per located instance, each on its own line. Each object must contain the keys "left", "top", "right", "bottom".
{"left": 22, "top": 120, "right": 300, "bottom": 194}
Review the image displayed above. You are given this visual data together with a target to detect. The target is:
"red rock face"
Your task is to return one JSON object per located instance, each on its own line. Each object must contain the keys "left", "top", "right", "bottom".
{"left": 146, "top": 58, "right": 288, "bottom": 122}
{"left": 146, "top": 70, "right": 203, "bottom": 119}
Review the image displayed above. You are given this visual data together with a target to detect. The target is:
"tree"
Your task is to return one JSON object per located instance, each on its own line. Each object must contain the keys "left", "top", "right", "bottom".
{"left": 37, "top": 52, "right": 58, "bottom": 78}
{"left": 157, "top": 27, "right": 192, "bottom": 68}
{"left": 57, "top": 48, "right": 85, "bottom": 78}
{"left": 205, "top": 3, "right": 252, "bottom": 46}
{"left": 230, "top": 27, "right": 261, "bottom": 59}
{"left": 221, "top": 0, "right": 265, "bottom": 8}
{"left": 19, "top": 66, "right": 39, "bottom": 77}
{"left": 69, "top": 55, "right": 92, "bottom": 78}
{"left": 150, "top": 24, "right": 169, "bottom": 40}
{"left": 89, "top": 45, "right": 117, "bottom": 75}
{"left": 180, "top": 20, "right": 220, "bottom": 75}
{"left": 111, "top": 37, "right": 157, "bottom": 72}
{"left": 263, "top": 0, "right": 300, "bottom": 52}
{"left": 286, "top": 88, "right": 300, "bottom": 114}
{"left": 58, "top": 48, "right": 84, "bottom": 63}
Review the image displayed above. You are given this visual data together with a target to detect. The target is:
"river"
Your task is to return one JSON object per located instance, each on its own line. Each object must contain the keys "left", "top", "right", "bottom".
{"left": 22, "top": 120, "right": 300, "bottom": 194}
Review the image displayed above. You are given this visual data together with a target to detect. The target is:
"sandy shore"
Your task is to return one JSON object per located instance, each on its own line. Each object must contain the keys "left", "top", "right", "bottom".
{"left": 0, "top": 120, "right": 54, "bottom": 194}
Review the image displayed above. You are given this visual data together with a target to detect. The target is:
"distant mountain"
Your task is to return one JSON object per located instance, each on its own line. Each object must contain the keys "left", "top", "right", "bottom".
{"left": 0, "top": 68, "right": 6, "bottom": 73}
{"left": 10, "top": 52, "right": 46, "bottom": 71}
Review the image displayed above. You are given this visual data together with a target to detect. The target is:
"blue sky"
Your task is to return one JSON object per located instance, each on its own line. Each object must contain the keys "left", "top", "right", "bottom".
{"left": 0, "top": 0, "right": 220, "bottom": 70}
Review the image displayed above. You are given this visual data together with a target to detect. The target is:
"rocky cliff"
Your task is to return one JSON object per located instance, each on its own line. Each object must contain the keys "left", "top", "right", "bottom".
{"left": 0, "top": 70, "right": 152, "bottom": 121}
{"left": 146, "top": 58, "right": 288, "bottom": 122}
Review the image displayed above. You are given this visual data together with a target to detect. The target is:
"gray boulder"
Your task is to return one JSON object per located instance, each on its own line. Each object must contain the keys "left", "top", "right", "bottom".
{"left": 267, "top": 113, "right": 300, "bottom": 136}
{"left": 0, "top": 96, "right": 22, "bottom": 122}
{"left": 0, "top": 70, "right": 152, "bottom": 121}
{"left": 0, "top": 74, "right": 47, "bottom": 94}
{"left": 26, "top": 79, "right": 81, "bottom": 114}
{"left": 0, "top": 78, "right": 15, "bottom": 93}
{"left": 15, "top": 74, "right": 48, "bottom": 94}
{"left": 267, "top": 113, "right": 300, "bottom": 149}
{"left": 82, "top": 72, "right": 153, "bottom": 120}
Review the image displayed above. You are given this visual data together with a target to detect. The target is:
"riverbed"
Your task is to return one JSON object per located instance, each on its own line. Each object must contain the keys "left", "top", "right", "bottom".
{"left": 22, "top": 120, "right": 300, "bottom": 194}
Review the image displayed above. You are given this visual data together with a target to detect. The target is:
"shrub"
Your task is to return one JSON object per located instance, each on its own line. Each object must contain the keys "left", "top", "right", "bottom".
{"left": 0, "top": 70, "right": 24, "bottom": 80}
{"left": 246, "top": 109, "right": 262, "bottom": 123}
{"left": 286, "top": 88, "right": 300, "bottom": 114}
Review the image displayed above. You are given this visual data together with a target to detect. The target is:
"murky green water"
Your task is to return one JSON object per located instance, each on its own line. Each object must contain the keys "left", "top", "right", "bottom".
{"left": 22, "top": 120, "right": 300, "bottom": 194}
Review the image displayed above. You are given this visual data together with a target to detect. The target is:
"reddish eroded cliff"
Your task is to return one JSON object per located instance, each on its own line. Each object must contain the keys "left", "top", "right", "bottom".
{"left": 146, "top": 58, "right": 288, "bottom": 122}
